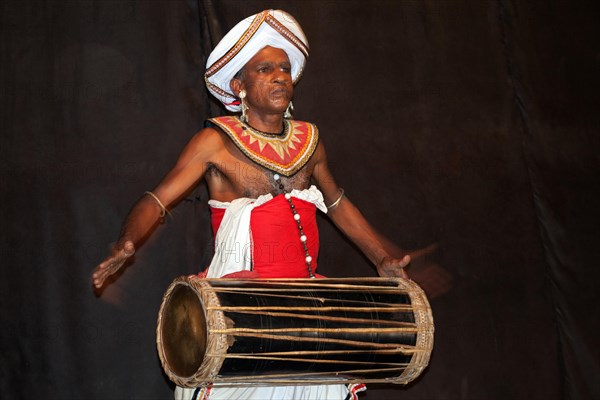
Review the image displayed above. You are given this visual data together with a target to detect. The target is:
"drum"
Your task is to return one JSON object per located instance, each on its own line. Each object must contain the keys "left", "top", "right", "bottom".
{"left": 156, "top": 277, "right": 433, "bottom": 387}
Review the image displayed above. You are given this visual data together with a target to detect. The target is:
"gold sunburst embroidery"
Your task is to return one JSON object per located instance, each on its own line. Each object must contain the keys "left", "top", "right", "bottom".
{"left": 209, "top": 116, "right": 318, "bottom": 176}
{"left": 240, "top": 122, "right": 304, "bottom": 160}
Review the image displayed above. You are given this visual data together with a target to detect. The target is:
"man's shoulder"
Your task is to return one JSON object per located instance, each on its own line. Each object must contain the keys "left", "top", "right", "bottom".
{"left": 186, "top": 125, "right": 228, "bottom": 152}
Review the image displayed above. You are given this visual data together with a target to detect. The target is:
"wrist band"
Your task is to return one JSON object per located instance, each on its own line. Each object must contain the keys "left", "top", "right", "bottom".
{"left": 326, "top": 188, "right": 345, "bottom": 210}
{"left": 144, "top": 191, "right": 167, "bottom": 217}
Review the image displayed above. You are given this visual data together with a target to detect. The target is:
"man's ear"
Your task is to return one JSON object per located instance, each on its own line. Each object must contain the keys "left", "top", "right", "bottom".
{"left": 230, "top": 78, "right": 243, "bottom": 97}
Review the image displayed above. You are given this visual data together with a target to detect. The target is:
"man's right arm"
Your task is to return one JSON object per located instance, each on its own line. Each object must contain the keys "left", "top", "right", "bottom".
{"left": 92, "top": 128, "right": 223, "bottom": 289}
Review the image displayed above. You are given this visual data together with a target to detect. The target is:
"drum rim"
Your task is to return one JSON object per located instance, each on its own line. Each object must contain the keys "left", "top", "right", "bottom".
{"left": 394, "top": 278, "right": 435, "bottom": 384}
{"left": 156, "top": 276, "right": 228, "bottom": 388}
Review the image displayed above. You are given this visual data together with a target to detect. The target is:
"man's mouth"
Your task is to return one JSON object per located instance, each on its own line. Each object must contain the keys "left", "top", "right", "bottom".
{"left": 270, "top": 87, "right": 289, "bottom": 98}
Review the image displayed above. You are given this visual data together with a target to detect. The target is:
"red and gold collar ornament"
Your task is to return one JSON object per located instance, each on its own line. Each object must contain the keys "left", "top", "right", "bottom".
{"left": 209, "top": 116, "right": 319, "bottom": 177}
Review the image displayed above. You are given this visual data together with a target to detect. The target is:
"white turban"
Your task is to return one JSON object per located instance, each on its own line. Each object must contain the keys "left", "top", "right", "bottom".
{"left": 205, "top": 9, "right": 309, "bottom": 112}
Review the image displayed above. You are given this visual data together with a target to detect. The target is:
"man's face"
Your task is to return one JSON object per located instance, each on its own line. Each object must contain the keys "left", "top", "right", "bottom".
{"left": 233, "top": 46, "right": 293, "bottom": 115}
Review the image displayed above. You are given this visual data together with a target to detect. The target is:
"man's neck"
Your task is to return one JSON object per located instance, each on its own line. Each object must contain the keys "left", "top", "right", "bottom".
{"left": 245, "top": 111, "right": 284, "bottom": 134}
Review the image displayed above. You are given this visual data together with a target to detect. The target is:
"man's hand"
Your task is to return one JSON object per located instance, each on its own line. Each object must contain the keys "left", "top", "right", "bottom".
{"left": 377, "top": 243, "right": 453, "bottom": 299}
{"left": 92, "top": 241, "right": 135, "bottom": 289}
{"left": 376, "top": 244, "right": 440, "bottom": 280}
{"left": 377, "top": 255, "right": 411, "bottom": 279}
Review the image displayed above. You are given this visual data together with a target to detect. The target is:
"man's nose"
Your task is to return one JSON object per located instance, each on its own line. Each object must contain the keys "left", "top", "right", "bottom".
{"left": 273, "top": 69, "right": 291, "bottom": 84}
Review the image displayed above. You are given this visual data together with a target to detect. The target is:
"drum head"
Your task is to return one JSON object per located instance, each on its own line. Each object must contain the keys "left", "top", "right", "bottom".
{"left": 160, "top": 283, "right": 207, "bottom": 378}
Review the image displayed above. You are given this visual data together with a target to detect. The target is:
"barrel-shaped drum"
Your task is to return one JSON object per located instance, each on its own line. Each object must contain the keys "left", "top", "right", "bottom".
{"left": 156, "top": 277, "right": 434, "bottom": 387}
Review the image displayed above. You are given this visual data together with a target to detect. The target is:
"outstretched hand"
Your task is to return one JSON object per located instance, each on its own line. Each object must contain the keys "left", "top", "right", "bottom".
{"left": 377, "top": 243, "right": 453, "bottom": 299}
{"left": 377, "top": 255, "right": 411, "bottom": 279}
{"left": 92, "top": 240, "right": 135, "bottom": 289}
{"left": 376, "top": 243, "right": 440, "bottom": 280}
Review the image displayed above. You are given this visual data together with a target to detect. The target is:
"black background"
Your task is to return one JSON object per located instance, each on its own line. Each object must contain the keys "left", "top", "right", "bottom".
{"left": 1, "top": 1, "right": 599, "bottom": 399}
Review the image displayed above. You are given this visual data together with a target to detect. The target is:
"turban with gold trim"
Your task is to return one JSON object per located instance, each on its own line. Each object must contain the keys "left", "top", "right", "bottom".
{"left": 205, "top": 9, "right": 309, "bottom": 112}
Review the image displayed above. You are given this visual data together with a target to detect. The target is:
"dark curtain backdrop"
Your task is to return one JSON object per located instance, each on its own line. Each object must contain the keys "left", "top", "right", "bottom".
{"left": 1, "top": 1, "right": 599, "bottom": 399}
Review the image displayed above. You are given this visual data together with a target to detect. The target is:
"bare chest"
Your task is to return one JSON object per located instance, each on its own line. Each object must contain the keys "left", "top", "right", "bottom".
{"left": 205, "top": 143, "right": 314, "bottom": 200}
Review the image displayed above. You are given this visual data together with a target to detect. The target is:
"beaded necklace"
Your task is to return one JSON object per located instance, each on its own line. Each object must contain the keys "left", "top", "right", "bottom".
{"left": 272, "top": 173, "right": 315, "bottom": 278}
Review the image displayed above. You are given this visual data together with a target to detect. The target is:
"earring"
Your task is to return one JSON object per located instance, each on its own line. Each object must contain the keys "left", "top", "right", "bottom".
{"left": 284, "top": 100, "right": 294, "bottom": 119}
{"left": 239, "top": 90, "right": 248, "bottom": 123}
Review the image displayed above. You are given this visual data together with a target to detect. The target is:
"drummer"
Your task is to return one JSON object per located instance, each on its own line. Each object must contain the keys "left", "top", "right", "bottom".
{"left": 92, "top": 9, "right": 412, "bottom": 400}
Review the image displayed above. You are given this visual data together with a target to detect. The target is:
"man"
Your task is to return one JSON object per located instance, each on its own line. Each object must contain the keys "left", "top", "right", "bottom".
{"left": 92, "top": 9, "right": 411, "bottom": 400}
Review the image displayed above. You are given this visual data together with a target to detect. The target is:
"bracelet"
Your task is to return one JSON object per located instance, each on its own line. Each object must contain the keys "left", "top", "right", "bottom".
{"left": 144, "top": 191, "right": 167, "bottom": 217}
{"left": 326, "top": 188, "right": 345, "bottom": 210}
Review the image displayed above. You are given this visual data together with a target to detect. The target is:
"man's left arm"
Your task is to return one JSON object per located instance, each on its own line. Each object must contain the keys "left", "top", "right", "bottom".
{"left": 311, "top": 141, "right": 410, "bottom": 278}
